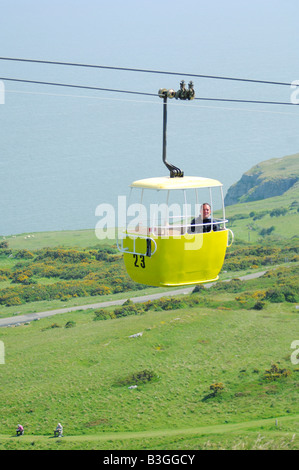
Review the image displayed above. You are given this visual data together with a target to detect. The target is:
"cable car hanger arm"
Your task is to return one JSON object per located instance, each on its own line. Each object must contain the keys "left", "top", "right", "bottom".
{"left": 158, "top": 81, "right": 195, "bottom": 178}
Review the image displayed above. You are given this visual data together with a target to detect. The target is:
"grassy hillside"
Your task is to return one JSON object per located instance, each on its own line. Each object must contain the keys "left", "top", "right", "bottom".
{"left": 0, "top": 264, "right": 298, "bottom": 450}
{"left": 2, "top": 194, "right": 298, "bottom": 251}
{"left": 2, "top": 229, "right": 115, "bottom": 250}
{"left": 220, "top": 152, "right": 299, "bottom": 243}
{"left": 246, "top": 153, "right": 299, "bottom": 179}
{"left": 0, "top": 235, "right": 298, "bottom": 320}
{"left": 224, "top": 189, "right": 298, "bottom": 243}
{"left": 224, "top": 152, "right": 299, "bottom": 206}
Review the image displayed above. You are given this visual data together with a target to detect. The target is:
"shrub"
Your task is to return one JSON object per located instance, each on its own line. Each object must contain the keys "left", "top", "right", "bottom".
{"left": 270, "top": 208, "right": 287, "bottom": 217}
{"left": 114, "top": 299, "right": 142, "bottom": 317}
{"left": 93, "top": 309, "right": 114, "bottom": 321}
{"left": 209, "top": 382, "right": 224, "bottom": 396}
{"left": 252, "top": 301, "right": 266, "bottom": 310}
{"left": 263, "top": 364, "right": 291, "bottom": 381}
{"left": 284, "top": 292, "right": 299, "bottom": 303}
{"left": 192, "top": 285, "right": 205, "bottom": 294}
{"left": 2, "top": 295, "right": 22, "bottom": 306}
{"left": 259, "top": 226, "right": 275, "bottom": 236}
{"left": 253, "top": 211, "right": 269, "bottom": 220}
{"left": 265, "top": 289, "right": 285, "bottom": 303}
{"left": 12, "top": 269, "right": 34, "bottom": 284}
{"left": 115, "top": 369, "right": 158, "bottom": 386}
{"left": 14, "top": 249, "right": 34, "bottom": 259}
{"left": 212, "top": 279, "right": 243, "bottom": 293}
{"left": 41, "top": 322, "right": 61, "bottom": 331}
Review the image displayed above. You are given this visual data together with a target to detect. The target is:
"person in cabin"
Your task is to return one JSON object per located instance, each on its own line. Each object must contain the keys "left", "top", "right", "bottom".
{"left": 189, "top": 203, "right": 219, "bottom": 233}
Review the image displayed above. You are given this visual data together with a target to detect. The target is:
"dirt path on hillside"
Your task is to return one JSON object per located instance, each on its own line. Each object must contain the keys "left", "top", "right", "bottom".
{"left": 0, "top": 271, "right": 266, "bottom": 328}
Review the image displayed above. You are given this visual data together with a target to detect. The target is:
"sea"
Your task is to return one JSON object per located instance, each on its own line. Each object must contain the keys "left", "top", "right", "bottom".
{"left": 1, "top": 2, "right": 299, "bottom": 237}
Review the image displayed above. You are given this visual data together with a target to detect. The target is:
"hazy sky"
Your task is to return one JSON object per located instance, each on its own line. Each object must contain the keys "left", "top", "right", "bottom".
{"left": 1, "top": 0, "right": 299, "bottom": 80}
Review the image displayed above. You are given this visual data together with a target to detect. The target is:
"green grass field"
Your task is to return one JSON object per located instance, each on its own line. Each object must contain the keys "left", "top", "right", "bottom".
{"left": 3, "top": 229, "right": 114, "bottom": 250}
{"left": 224, "top": 185, "right": 299, "bottom": 243}
{"left": 0, "top": 267, "right": 298, "bottom": 450}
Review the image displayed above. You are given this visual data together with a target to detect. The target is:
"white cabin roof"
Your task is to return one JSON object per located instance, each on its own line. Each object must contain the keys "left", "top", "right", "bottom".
{"left": 130, "top": 176, "right": 222, "bottom": 190}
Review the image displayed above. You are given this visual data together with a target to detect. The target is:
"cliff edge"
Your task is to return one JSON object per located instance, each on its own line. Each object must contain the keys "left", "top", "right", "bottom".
{"left": 224, "top": 153, "right": 299, "bottom": 206}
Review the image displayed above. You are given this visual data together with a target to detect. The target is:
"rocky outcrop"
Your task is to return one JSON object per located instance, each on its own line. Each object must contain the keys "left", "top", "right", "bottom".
{"left": 225, "top": 175, "right": 298, "bottom": 206}
{"left": 224, "top": 154, "right": 299, "bottom": 206}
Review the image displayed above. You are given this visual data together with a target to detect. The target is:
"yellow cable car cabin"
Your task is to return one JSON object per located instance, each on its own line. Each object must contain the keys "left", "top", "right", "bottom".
{"left": 117, "top": 83, "right": 233, "bottom": 287}
{"left": 117, "top": 175, "right": 234, "bottom": 287}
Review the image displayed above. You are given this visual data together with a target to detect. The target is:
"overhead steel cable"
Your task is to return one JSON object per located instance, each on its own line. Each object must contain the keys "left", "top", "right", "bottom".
{"left": 195, "top": 97, "right": 297, "bottom": 106}
{"left": 0, "top": 56, "right": 298, "bottom": 88}
{"left": 0, "top": 76, "right": 297, "bottom": 106}
{"left": 0, "top": 76, "right": 156, "bottom": 97}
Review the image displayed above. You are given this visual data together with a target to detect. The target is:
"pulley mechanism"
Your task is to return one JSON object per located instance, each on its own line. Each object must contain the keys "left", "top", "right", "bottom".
{"left": 158, "top": 81, "right": 195, "bottom": 178}
{"left": 158, "top": 80, "right": 195, "bottom": 101}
